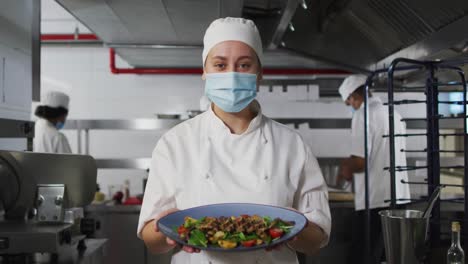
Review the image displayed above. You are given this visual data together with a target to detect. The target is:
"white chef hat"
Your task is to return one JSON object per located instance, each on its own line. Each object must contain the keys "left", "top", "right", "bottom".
{"left": 42, "top": 91, "right": 70, "bottom": 109}
{"left": 338, "top": 74, "right": 367, "bottom": 101}
{"left": 202, "top": 17, "right": 263, "bottom": 66}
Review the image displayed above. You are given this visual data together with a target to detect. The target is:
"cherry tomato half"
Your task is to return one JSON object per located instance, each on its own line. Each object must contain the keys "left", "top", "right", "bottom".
{"left": 177, "top": 226, "right": 188, "bottom": 235}
{"left": 268, "top": 228, "right": 284, "bottom": 239}
{"left": 241, "top": 239, "right": 257, "bottom": 247}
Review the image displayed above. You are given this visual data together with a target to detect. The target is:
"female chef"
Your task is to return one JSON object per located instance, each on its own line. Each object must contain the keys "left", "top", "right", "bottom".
{"left": 138, "top": 17, "right": 331, "bottom": 263}
{"left": 34, "top": 91, "right": 72, "bottom": 154}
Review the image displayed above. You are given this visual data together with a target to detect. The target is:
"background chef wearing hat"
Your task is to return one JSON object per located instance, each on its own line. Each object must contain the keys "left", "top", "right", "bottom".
{"left": 336, "top": 75, "right": 410, "bottom": 263}
{"left": 33, "top": 91, "right": 72, "bottom": 154}
{"left": 138, "top": 17, "right": 331, "bottom": 263}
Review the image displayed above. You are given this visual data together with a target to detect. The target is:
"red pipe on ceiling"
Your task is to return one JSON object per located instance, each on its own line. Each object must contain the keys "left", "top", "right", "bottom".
{"left": 41, "top": 34, "right": 350, "bottom": 75}
{"left": 41, "top": 34, "right": 99, "bottom": 41}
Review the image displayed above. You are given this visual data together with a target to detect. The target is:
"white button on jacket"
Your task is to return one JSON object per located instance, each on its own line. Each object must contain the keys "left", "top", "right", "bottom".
{"left": 138, "top": 102, "right": 331, "bottom": 264}
{"left": 350, "top": 97, "right": 411, "bottom": 211}
{"left": 33, "top": 118, "right": 72, "bottom": 154}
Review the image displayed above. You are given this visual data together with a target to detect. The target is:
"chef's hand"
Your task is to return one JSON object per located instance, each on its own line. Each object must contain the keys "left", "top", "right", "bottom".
{"left": 265, "top": 236, "right": 298, "bottom": 252}
{"left": 154, "top": 208, "right": 201, "bottom": 254}
{"left": 338, "top": 159, "right": 353, "bottom": 182}
{"left": 265, "top": 207, "right": 300, "bottom": 252}
{"left": 271, "top": 207, "right": 326, "bottom": 255}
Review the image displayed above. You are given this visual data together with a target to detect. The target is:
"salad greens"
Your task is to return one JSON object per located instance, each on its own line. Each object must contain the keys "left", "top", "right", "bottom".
{"left": 174, "top": 215, "right": 295, "bottom": 249}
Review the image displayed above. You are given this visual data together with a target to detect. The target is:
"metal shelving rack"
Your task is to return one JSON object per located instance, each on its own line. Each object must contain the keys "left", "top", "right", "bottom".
{"left": 363, "top": 58, "right": 468, "bottom": 263}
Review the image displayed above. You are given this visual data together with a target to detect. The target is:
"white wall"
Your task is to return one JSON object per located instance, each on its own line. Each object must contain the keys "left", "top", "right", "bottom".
{"left": 40, "top": 46, "right": 198, "bottom": 195}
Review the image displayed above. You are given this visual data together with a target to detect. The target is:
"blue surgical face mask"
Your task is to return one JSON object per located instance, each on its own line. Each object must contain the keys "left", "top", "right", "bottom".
{"left": 205, "top": 72, "right": 257, "bottom": 113}
{"left": 55, "top": 122, "right": 65, "bottom": 130}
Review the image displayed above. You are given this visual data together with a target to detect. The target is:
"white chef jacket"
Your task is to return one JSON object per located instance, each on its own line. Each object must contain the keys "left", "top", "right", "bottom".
{"left": 138, "top": 102, "right": 331, "bottom": 264}
{"left": 350, "top": 97, "right": 410, "bottom": 211}
{"left": 33, "top": 118, "right": 72, "bottom": 154}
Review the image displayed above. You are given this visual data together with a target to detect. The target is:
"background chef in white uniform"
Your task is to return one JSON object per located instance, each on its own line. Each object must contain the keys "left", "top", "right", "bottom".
{"left": 138, "top": 17, "right": 331, "bottom": 263}
{"left": 33, "top": 91, "right": 72, "bottom": 154}
{"left": 336, "top": 74, "right": 410, "bottom": 263}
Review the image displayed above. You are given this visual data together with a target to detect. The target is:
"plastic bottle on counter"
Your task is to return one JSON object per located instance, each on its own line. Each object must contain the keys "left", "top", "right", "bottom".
{"left": 122, "top": 178, "right": 143, "bottom": 205}
{"left": 93, "top": 184, "right": 105, "bottom": 203}
{"left": 447, "top": 221, "right": 465, "bottom": 264}
{"left": 123, "top": 179, "right": 130, "bottom": 201}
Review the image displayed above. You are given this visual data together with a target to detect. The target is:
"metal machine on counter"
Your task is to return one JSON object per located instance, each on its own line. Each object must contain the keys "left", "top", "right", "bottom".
{"left": 0, "top": 151, "right": 106, "bottom": 263}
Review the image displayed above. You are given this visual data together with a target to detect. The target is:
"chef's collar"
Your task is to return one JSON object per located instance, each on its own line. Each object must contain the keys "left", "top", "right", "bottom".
{"left": 38, "top": 118, "right": 55, "bottom": 128}
{"left": 358, "top": 96, "right": 382, "bottom": 110}
{"left": 369, "top": 96, "right": 382, "bottom": 105}
{"left": 208, "top": 100, "right": 263, "bottom": 135}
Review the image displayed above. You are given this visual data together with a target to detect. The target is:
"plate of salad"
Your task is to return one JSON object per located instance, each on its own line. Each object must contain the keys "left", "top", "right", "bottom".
{"left": 156, "top": 203, "right": 308, "bottom": 252}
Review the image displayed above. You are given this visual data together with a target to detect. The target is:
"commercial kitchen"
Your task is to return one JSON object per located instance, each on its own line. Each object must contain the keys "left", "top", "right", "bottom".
{"left": 1, "top": 0, "right": 468, "bottom": 263}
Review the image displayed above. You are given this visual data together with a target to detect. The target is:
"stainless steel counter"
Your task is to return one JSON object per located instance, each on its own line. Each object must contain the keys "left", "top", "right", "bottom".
{"left": 86, "top": 204, "right": 142, "bottom": 213}
{"left": 0, "top": 239, "right": 106, "bottom": 264}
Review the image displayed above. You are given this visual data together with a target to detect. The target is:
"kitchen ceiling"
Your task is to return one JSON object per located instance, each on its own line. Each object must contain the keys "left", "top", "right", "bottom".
{"left": 55, "top": 0, "right": 243, "bottom": 45}
{"left": 55, "top": 0, "right": 468, "bottom": 72}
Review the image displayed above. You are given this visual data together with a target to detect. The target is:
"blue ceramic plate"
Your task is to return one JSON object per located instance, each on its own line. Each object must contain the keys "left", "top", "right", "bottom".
{"left": 157, "top": 203, "right": 308, "bottom": 252}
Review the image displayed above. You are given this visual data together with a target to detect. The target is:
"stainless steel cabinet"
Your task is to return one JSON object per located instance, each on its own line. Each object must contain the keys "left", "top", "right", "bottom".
{"left": 0, "top": 0, "right": 37, "bottom": 119}
{"left": 85, "top": 205, "right": 172, "bottom": 264}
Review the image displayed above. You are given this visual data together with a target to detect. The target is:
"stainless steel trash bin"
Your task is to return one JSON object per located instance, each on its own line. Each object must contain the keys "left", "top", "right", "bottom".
{"left": 379, "top": 210, "right": 430, "bottom": 264}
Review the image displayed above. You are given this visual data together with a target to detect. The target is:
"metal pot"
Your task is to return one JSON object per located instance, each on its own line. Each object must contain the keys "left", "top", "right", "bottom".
{"left": 322, "top": 164, "right": 350, "bottom": 190}
{"left": 379, "top": 210, "right": 429, "bottom": 264}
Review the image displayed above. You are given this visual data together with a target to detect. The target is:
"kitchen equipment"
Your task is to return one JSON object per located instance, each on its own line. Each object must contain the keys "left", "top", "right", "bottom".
{"left": 423, "top": 186, "right": 443, "bottom": 218}
{"left": 0, "top": 150, "right": 106, "bottom": 263}
{"left": 156, "top": 113, "right": 181, "bottom": 119}
{"left": 379, "top": 210, "right": 429, "bottom": 264}
{"left": 322, "top": 163, "right": 351, "bottom": 190}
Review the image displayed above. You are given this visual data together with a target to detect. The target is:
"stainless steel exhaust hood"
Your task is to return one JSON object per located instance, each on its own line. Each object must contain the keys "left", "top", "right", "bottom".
{"left": 283, "top": 0, "right": 468, "bottom": 70}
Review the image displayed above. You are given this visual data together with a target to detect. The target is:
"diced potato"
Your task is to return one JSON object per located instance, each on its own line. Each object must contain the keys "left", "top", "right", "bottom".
{"left": 259, "top": 233, "right": 269, "bottom": 240}
{"left": 252, "top": 215, "right": 262, "bottom": 221}
{"left": 213, "top": 231, "right": 225, "bottom": 241}
{"left": 218, "top": 240, "right": 237, "bottom": 249}
{"left": 184, "top": 216, "right": 197, "bottom": 227}
{"left": 184, "top": 216, "right": 196, "bottom": 222}
{"left": 256, "top": 239, "right": 263, "bottom": 245}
